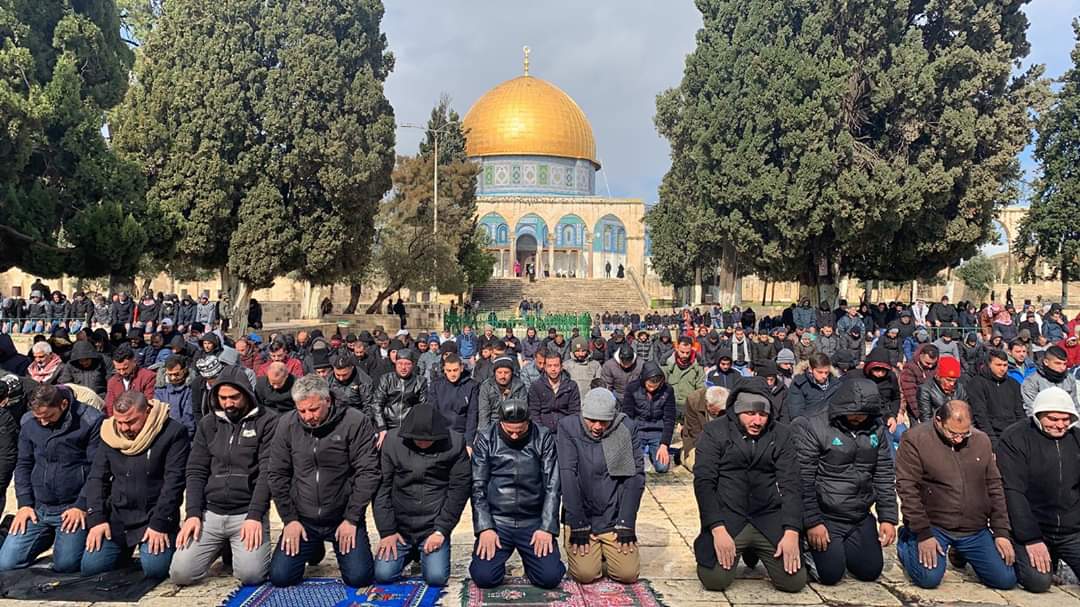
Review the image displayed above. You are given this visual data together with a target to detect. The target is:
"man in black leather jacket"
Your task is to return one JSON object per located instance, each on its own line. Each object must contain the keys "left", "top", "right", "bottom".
{"left": 469, "top": 399, "right": 564, "bottom": 589}
{"left": 368, "top": 349, "right": 427, "bottom": 449}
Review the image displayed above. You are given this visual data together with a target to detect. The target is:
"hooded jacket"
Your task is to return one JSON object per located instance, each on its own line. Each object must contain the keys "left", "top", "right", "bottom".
{"left": 85, "top": 413, "right": 190, "bottom": 546}
{"left": 895, "top": 421, "right": 1009, "bottom": 542}
{"left": 996, "top": 397, "right": 1080, "bottom": 544}
{"left": 267, "top": 401, "right": 379, "bottom": 528}
{"left": 785, "top": 369, "right": 840, "bottom": 419}
{"left": 793, "top": 378, "right": 898, "bottom": 528}
{"left": 565, "top": 354, "right": 602, "bottom": 398}
{"left": 527, "top": 369, "right": 581, "bottom": 434}
{"left": 692, "top": 382, "right": 801, "bottom": 568}
{"left": 374, "top": 407, "right": 471, "bottom": 543}
{"left": 863, "top": 348, "right": 901, "bottom": 419}
{"left": 184, "top": 367, "right": 277, "bottom": 521}
{"left": 650, "top": 329, "right": 674, "bottom": 367}
{"left": 966, "top": 366, "right": 1025, "bottom": 446}
{"left": 557, "top": 412, "right": 645, "bottom": 535}
{"left": 1020, "top": 366, "right": 1078, "bottom": 417}
{"left": 471, "top": 422, "right": 560, "bottom": 535}
{"left": 601, "top": 353, "right": 642, "bottom": 401}
{"left": 177, "top": 296, "right": 197, "bottom": 327}
{"left": 793, "top": 304, "right": 815, "bottom": 329}
{"left": 621, "top": 362, "right": 677, "bottom": 445}
{"left": 109, "top": 296, "right": 134, "bottom": 326}
{"left": 368, "top": 368, "right": 428, "bottom": 431}
{"left": 57, "top": 341, "right": 107, "bottom": 396}
{"left": 15, "top": 391, "right": 102, "bottom": 513}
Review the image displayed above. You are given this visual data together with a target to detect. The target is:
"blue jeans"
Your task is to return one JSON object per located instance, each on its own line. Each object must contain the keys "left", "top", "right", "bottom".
{"left": 897, "top": 526, "right": 1016, "bottom": 590}
{"left": 269, "top": 521, "right": 373, "bottom": 588}
{"left": 889, "top": 423, "right": 908, "bottom": 456}
{"left": 81, "top": 531, "right": 176, "bottom": 579}
{"left": 469, "top": 525, "right": 565, "bottom": 589}
{"left": 0, "top": 508, "right": 87, "bottom": 573}
{"left": 640, "top": 433, "right": 670, "bottom": 473}
{"left": 373, "top": 536, "right": 451, "bottom": 587}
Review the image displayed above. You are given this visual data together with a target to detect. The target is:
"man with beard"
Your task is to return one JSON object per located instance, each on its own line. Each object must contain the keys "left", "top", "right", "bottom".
{"left": 997, "top": 387, "right": 1080, "bottom": 593}
{"left": 154, "top": 355, "right": 195, "bottom": 438}
{"left": 82, "top": 391, "right": 190, "bottom": 578}
{"left": 1021, "top": 346, "right": 1077, "bottom": 416}
{"left": 328, "top": 353, "right": 375, "bottom": 424}
{"left": 899, "top": 344, "right": 938, "bottom": 422}
{"left": 374, "top": 404, "right": 470, "bottom": 587}
{"left": 267, "top": 375, "right": 380, "bottom": 588}
{"left": 469, "top": 399, "right": 564, "bottom": 589}
{"left": 520, "top": 348, "right": 546, "bottom": 390}
{"left": 793, "top": 378, "right": 898, "bottom": 585}
{"left": 257, "top": 340, "right": 304, "bottom": 379}
{"left": 566, "top": 338, "right": 602, "bottom": 398}
{"left": 650, "top": 328, "right": 674, "bottom": 365}
{"left": 692, "top": 383, "right": 806, "bottom": 593}
{"left": 916, "top": 356, "right": 968, "bottom": 424}
{"left": 965, "top": 349, "right": 1025, "bottom": 447}
{"left": 0, "top": 385, "right": 102, "bottom": 572}
{"left": 474, "top": 356, "right": 526, "bottom": 443}
{"left": 528, "top": 348, "right": 581, "bottom": 435}
{"left": 706, "top": 354, "right": 742, "bottom": 391}
{"left": 559, "top": 388, "right": 644, "bottom": 584}
{"left": 369, "top": 349, "right": 427, "bottom": 449}
{"left": 862, "top": 348, "right": 902, "bottom": 444}
{"left": 426, "top": 354, "right": 477, "bottom": 444}
{"left": 663, "top": 337, "right": 705, "bottom": 415}
{"left": 170, "top": 367, "right": 277, "bottom": 587}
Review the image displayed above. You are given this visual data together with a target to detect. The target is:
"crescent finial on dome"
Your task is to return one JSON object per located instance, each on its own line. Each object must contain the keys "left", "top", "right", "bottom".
{"left": 523, "top": 46, "right": 530, "bottom": 76}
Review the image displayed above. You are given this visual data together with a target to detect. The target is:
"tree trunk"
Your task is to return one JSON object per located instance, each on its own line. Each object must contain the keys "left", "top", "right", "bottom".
{"left": 343, "top": 283, "right": 362, "bottom": 314}
{"left": 761, "top": 279, "right": 768, "bottom": 306}
{"left": 139, "top": 276, "right": 152, "bottom": 297}
{"left": 1062, "top": 264, "right": 1070, "bottom": 308}
{"left": 219, "top": 267, "right": 253, "bottom": 339}
{"left": 365, "top": 284, "right": 400, "bottom": 315}
{"left": 301, "top": 281, "right": 323, "bottom": 320}
{"left": 109, "top": 274, "right": 134, "bottom": 296}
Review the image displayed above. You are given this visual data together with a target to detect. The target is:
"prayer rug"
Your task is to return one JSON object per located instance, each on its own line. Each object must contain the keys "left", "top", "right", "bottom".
{"left": 460, "top": 576, "right": 667, "bottom": 607}
{"left": 0, "top": 562, "right": 161, "bottom": 602}
{"left": 220, "top": 577, "right": 444, "bottom": 607}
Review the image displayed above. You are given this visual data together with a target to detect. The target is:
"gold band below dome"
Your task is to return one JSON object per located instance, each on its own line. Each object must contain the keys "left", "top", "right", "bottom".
{"left": 462, "top": 75, "right": 599, "bottom": 167}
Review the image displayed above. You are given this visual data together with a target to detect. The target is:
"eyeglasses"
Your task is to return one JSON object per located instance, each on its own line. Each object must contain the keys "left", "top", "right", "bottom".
{"left": 942, "top": 426, "right": 972, "bottom": 440}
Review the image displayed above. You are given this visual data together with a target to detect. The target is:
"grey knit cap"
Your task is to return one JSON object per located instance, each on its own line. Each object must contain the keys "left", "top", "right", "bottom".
{"left": 581, "top": 388, "right": 618, "bottom": 421}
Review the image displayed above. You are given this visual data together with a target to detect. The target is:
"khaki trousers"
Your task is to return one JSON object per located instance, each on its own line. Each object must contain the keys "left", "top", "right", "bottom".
{"left": 564, "top": 526, "right": 640, "bottom": 584}
{"left": 683, "top": 446, "right": 697, "bottom": 472}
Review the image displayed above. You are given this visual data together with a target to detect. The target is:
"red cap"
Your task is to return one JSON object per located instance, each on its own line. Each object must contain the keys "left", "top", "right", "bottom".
{"left": 937, "top": 356, "right": 961, "bottom": 379}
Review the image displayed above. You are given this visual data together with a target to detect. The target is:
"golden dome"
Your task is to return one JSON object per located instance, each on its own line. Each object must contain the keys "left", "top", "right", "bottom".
{"left": 463, "top": 75, "right": 599, "bottom": 167}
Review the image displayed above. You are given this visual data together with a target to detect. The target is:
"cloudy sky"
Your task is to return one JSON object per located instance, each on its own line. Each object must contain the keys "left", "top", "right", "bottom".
{"left": 383, "top": 1, "right": 1080, "bottom": 206}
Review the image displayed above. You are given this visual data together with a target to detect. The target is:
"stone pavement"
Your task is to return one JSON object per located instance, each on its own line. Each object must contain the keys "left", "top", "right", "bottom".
{"left": 1, "top": 467, "right": 1077, "bottom": 606}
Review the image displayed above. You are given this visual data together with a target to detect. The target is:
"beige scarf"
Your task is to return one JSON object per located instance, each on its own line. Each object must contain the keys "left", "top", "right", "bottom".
{"left": 101, "top": 400, "right": 170, "bottom": 456}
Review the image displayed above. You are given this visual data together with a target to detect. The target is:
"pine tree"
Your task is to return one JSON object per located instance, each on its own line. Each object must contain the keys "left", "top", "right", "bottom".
{"left": 0, "top": 0, "right": 144, "bottom": 279}
{"left": 112, "top": 0, "right": 396, "bottom": 331}
{"left": 651, "top": 0, "right": 1046, "bottom": 303}
{"left": 1016, "top": 19, "right": 1080, "bottom": 308}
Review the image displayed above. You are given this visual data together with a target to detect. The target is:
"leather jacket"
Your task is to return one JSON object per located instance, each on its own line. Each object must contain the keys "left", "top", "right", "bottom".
{"left": 471, "top": 422, "right": 560, "bottom": 536}
{"left": 368, "top": 370, "right": 427, "bottom": 431}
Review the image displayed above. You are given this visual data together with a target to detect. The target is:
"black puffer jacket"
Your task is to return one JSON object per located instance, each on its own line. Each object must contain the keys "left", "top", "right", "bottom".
{"left": 426, "top": 373, "right": 479, "bottom": 440}
{"left": 965, "top": 367, "right": 1025, "bottom": 447}
{"left": 184, "top": 368, "right": 278, "bottom": 521}
{"left": 374, "top": 407, "right": 471, "bottom": 543}
{"left": 57, "top": 341, "right": 107, "bottom": 396}
{"left": 863, "top": 348, "right": 900, "bottom": 420}
{"left": 368, "top": 370, "right": 427, "bottom": 431}
{"left": 471, "top": 422, "right": 560, "bottom": 536}
{"left": 621, "top": 363, "right": 677, "bottom": 445}
{"left": 793, "top": 378, "right": 898, "bottom": 528}
{"left": 527, "top": 370, "right": 581, "bottom": 434}
{"left": 692, "top": 382, "right": 801, "bottom": 568}
{"left": 267, "top": 403, "right": 379, "bottom": 527}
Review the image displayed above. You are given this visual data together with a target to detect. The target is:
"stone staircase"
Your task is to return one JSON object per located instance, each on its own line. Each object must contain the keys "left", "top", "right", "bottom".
{"left": 471, "top": 278, "right": 649, "bottom": 314}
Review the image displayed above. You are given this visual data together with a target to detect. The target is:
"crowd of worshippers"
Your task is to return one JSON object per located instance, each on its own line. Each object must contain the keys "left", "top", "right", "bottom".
{"left": 0, "top": 293, "right": 1078, "bottom": 595}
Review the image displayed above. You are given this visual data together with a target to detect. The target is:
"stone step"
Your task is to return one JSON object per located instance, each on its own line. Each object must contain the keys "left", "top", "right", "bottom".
{"left": 471, "top": 278, "right": 649, "bottom": 314}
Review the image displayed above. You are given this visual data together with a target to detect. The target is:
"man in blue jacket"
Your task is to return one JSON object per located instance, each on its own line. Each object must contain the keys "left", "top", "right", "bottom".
{"left": 457, "top": 325, "right": 479, "bottom": 365}
{"left": 558, "top": 388, "right": 644, "bottom": 584}
{"left": 0, "top": 384, "right": 102, "bottom": 572}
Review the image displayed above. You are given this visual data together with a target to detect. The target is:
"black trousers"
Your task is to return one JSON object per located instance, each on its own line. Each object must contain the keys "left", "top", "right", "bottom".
{"left": 1015, "top": 530, "right": 1080, "bottom": 593}
{"left": 807, "top": 515, "right": 884, "bottom": 585}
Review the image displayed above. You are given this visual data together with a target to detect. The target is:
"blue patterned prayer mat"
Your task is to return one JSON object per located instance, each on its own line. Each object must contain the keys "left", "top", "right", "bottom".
{"left": 220, "top": 577, "right": 444, "bottom": 607}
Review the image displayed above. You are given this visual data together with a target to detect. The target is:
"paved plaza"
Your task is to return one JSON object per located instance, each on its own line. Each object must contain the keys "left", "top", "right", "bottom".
{"left": 0, "top": 467, "right": 1075, "bottom": 607}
